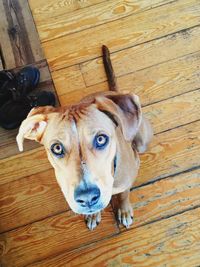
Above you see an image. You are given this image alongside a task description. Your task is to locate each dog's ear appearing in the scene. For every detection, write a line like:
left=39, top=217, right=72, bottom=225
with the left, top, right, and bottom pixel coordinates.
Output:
left=95, top=93, right=142, bottom=141
left=16, top=106, right=56, bottom=152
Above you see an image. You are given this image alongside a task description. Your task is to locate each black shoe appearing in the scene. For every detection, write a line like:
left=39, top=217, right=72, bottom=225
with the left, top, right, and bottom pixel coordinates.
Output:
left=0, top=91, right=55, bottom=130
left=0, top=66, right=40, bottom=106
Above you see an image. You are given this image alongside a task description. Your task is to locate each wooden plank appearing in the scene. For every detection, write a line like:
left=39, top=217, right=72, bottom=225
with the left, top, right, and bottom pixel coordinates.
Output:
left=0, top=60, right=59, bottom=160
left=144, top=89, right=200, bottom=134
left=0, top=147, right=51, bottom=186
left=113, top=168, right=200, bottom=230
left=42, top=0, right=200, bottom=70
left=29, top=0, right=106, bottom=23
left=0, top=0, right=44, bottom=69
left=0, top=149, right=199, bottom=238
left=0, top=169, right=68, bottom=233
left=137, top=120, right=200, bottom=186
left=30, top=0, right=173, bottom=43
left=81, top=25, right=200, bottom=87
left=1, top=95, right=199, bottom=185
left=0, top=0, right=16, bottom=68
left=51, top=65, right=86, bottom=97
left=59, top=50, right=200, bottom=107
left=0, top=206, right=118, bottom=267
left=27, top=208, right=200, bottom=267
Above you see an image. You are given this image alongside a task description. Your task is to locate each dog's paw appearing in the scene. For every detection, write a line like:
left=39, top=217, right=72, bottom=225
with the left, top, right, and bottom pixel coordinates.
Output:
left=85, top=212, right=101, bottom=230
left=117, top=205, right=133, bottom=228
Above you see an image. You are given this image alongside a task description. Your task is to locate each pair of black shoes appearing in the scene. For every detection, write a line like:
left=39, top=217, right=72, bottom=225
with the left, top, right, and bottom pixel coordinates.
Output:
left=0, top=66, right=55, bottom=130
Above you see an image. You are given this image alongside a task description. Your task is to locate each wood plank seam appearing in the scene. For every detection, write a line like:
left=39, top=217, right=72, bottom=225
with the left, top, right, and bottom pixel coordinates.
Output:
left=49, top=23, right=200, bottom=72
left=40, top=0, right=177, bottom=43
left=132, top=165, right=200, bottom=190
left=78, top=25, right=200, bottom=89
left=117, top=204, right=200, bottom=233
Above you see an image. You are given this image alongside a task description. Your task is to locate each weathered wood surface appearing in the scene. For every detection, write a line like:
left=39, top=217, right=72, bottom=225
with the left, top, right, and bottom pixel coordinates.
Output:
left=0, top=206, right=118, bottom=267
left=137, top=120, right=200, bottom=185
left=29, top=0, right=105, bottom=24
left=42, top=0, right=200, bottom=70
left=80, top=26, right=200, bottom=87
left=0, top=0, right=200, bottom=266
left=29, top=0, right=173, bottom=42
left=0, top=0, right=44, bottom=70
left=0, top=169, right=68, bottom=233
left=28, top=208, right=200, bottom=267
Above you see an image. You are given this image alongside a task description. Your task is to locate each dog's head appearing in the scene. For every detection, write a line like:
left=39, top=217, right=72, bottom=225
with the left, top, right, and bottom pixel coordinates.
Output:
left=16, top=93, right=142, bottom=215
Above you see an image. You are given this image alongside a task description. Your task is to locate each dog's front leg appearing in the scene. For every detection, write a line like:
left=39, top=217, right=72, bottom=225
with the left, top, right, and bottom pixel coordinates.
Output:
left=85, top=212, right=101, bottom=230
left=115, top=189, right=133, bottom=228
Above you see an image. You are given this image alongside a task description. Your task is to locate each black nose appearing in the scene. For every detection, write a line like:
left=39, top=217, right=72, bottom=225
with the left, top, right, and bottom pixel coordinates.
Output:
left=74, top=186, right=100, bottom=208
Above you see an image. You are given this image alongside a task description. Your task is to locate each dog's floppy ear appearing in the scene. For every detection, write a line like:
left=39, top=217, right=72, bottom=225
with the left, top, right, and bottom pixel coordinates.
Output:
left=95, top=93, right=142, bottom=141
left=16, top=106, right=55, bottom=152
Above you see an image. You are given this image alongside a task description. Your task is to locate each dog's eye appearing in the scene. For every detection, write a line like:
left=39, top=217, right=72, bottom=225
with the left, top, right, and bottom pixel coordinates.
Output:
left=94, top=134, right=109, bottom=150
left=51, top=142, right=65, bottom=158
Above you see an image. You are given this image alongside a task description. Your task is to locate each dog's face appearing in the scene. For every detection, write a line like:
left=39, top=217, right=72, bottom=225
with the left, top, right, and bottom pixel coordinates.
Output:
left=16, top=93, right=141, bottom=215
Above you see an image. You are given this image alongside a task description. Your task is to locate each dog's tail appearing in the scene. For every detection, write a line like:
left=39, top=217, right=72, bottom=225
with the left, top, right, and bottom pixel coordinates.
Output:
left=102, top=45, right=118, bottom=91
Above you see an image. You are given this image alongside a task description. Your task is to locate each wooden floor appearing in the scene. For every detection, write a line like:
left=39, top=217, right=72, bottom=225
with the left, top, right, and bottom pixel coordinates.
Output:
left=1, top=0, right=200, bottom=266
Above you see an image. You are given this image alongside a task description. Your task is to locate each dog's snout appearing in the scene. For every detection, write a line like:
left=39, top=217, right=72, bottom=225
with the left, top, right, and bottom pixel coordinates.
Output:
left=74, top=186, right=100, bottom=208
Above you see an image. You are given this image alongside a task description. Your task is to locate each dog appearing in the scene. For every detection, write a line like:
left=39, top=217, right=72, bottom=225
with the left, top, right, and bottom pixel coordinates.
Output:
left=16, top=46, right=153, bottom=230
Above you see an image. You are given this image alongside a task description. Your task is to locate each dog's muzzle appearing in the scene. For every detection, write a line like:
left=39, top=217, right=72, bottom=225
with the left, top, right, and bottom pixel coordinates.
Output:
left=74, top=184, right=103, bottom=214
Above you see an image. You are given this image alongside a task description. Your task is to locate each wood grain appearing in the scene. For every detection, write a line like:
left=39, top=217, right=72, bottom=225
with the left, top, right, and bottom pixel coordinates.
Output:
left=137, top=120, right=200, bottom=185
left=81, top=26, right=200, bottom=87
left=0, top=169, right=68, bottom=233
left=29, top=0, right=105, bottom=23
left=27, top=208, right=200, bottom=267
left=143, top=89, right=200, bottom=134
left=59, top=49, right=200, bottom=107
left=0, top=206, right=118, bottom=267
left=51, top=65, right=86, bottom=97
left=0, top=147, right=51, bottom=185
left=42, top=0, right=200, bottom=70
left=0, top=0, right=44, bottom=69
left=30, top=0, right=173, bottom=42
left=113, top=168, right=200, bottom=230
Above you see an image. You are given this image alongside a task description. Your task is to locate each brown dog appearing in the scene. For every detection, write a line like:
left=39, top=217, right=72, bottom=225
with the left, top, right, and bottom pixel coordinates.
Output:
left=16, top=46, right=153, bottom=230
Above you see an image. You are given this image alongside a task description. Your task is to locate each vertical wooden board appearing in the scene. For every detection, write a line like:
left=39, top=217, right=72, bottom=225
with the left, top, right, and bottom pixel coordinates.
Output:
left=30, top=0, right=174, bottom=42
left=0, top=0, right=16, bottom=68
left=0, top=0, right=44, bottom=69
left=42, top=0, right=200, bottom=70
left=28, top=208, right=200, bottom=267
left=81, top=26, right=200, bottom=87
left=0, top=206, right=119, bottom=267
left=20, top=0, right=44, bottom=62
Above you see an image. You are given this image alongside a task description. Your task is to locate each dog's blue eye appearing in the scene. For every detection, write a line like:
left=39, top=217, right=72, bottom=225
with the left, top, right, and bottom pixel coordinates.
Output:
left=51, top=142, right=65, bottom=158
left=93, top=134, right=109, bottom=150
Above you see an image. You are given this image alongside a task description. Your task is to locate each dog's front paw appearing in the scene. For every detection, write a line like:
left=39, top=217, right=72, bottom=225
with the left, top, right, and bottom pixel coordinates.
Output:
left=85, top=212, right=101, bottom=230
left=117, top=204, right=133, bottom=228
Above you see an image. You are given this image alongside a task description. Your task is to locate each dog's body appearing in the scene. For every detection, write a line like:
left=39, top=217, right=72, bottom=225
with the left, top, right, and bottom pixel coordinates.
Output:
left=17, top=46, right=153, bottom=229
